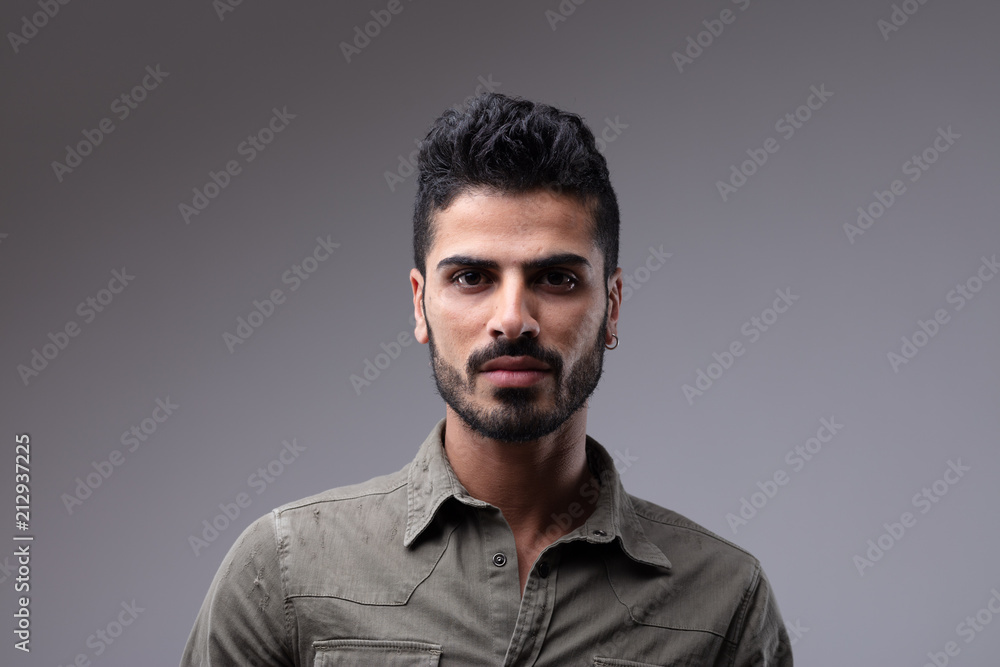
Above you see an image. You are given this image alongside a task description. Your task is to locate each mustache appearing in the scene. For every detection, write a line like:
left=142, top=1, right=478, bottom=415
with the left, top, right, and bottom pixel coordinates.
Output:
left=466, top=338, right=563, bottom=377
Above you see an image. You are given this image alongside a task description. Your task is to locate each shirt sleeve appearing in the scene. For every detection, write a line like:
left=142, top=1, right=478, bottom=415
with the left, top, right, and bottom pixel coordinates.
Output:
left=729, top=564, right=793, bottom=666
left=180, top=511, right=295, bottom=667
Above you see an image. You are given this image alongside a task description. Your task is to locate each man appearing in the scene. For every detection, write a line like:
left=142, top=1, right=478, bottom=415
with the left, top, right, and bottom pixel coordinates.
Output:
left=181, top=92, right=792, bottom=666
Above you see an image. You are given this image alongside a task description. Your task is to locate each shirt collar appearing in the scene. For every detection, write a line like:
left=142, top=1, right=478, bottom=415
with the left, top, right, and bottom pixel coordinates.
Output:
left=403, top=418, right=671, bottom=571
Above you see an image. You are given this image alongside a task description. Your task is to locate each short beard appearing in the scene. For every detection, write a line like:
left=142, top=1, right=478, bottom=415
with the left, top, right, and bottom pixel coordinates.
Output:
left=425, top=295, right=608, bottom=443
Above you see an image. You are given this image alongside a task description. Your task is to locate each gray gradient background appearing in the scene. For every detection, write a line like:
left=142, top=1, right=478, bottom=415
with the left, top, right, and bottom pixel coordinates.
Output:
left=2, top=0, right=998, bottom=664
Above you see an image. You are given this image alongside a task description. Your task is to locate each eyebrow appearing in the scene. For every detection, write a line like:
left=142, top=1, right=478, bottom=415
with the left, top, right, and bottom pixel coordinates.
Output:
left=436, top=252, right=593, bottom=273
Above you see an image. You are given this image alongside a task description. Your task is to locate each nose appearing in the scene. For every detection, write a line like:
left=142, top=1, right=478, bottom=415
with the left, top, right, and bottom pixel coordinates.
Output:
left=488, top=275, right=540, bottom=341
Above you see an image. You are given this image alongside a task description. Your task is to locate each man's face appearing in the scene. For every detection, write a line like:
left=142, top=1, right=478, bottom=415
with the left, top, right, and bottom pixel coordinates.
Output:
left=410, top=188, right=622, bottom=443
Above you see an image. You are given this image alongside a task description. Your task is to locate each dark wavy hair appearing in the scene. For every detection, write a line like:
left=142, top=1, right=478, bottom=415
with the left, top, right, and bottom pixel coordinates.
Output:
left=412, top=92, right=620, bottom=284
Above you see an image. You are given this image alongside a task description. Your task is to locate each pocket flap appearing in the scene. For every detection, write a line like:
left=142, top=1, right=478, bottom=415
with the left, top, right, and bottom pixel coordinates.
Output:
left=313, top=638, right=442, bottom=666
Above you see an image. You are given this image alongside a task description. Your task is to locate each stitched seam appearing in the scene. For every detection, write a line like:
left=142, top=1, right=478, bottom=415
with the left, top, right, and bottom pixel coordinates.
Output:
left=283, top=521, right=460, bottom=605
left=632, top=504, right=758, bottom=561
left=277, top=480, right=408, bottom=514
left=727, top=562, right=762, bottom=667
left=271, top=509, right=296, bottom=663
left=603, top=552, right=728, bottom=640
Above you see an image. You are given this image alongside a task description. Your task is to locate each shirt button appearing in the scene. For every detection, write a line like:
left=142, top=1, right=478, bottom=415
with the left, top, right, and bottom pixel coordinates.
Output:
left=538, top=562, right=550, bottom=578
left=492, top=552, right=507, bottom=567
left=593, top=529, right=607, bottom=537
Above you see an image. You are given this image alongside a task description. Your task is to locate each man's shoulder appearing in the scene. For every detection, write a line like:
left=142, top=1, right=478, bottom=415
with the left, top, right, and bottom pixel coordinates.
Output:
left=226, top=464, right=411, bottom=556
left=272, top=463, right=410, bottom=517
left=253, top=460, right=448, bottom=604
left=626, top=492, right=762, bottom=576
left=623, top=493, right=791, bottom=661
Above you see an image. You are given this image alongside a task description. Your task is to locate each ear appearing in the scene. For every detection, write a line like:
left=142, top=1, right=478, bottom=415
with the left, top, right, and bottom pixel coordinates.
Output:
left=605, top=266, right=622, bottom=346
left=410, top=268, right=429, bottom=344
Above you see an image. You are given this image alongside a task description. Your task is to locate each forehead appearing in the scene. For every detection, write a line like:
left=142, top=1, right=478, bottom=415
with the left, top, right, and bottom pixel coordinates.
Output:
left=428, top=188, right=598, bottom=262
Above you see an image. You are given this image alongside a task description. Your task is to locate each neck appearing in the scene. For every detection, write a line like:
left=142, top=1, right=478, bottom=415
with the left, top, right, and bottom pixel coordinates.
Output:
left=442, top=406, right=597, bottom=549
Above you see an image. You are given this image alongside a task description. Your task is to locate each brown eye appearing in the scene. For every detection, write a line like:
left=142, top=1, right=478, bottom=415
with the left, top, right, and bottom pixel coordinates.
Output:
left=541, top=272, right=578, bottom=290
left=454, top=271, right=487, bottom=287
left=546, top=272, right=567, bottom=285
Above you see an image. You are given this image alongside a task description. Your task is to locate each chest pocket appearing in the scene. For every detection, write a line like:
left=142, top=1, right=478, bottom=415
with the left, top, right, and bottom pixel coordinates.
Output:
left=313, top=639, right=442, bottom=666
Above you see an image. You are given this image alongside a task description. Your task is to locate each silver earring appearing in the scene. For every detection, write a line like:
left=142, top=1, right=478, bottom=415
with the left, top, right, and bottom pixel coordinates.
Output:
left=605, top=333, right=619, bottom=350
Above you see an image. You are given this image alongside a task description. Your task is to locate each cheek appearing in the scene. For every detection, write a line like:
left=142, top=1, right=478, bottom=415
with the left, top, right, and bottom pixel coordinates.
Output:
left=551, top=312, right=602, bottom=360
left=430, top=310, right=486, bottom=357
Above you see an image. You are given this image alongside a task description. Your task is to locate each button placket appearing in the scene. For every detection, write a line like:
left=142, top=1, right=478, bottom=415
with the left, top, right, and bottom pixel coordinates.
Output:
left=502, top=550, right=560, bottom=667
left=476, top=507, right=523, bottom=664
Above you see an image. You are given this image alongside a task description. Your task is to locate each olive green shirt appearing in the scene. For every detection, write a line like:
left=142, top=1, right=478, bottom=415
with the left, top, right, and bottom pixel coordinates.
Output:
left=181, top=418, right=792, bottom=666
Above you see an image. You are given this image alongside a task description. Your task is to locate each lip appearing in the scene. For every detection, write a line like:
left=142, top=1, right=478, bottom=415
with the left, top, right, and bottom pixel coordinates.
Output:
left=480, top=369, right=551, bottom=387
left=480, top=356, right=551, bottom=372
left=479, top=356, right=551, bottom=387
